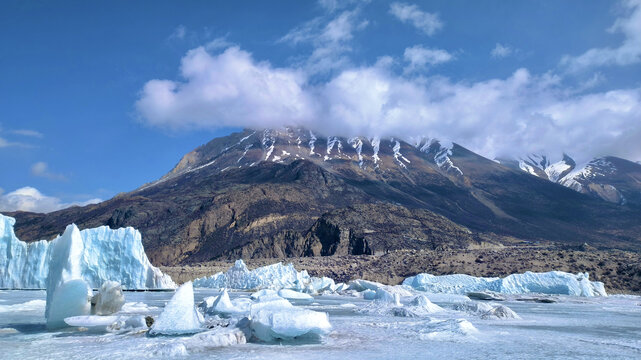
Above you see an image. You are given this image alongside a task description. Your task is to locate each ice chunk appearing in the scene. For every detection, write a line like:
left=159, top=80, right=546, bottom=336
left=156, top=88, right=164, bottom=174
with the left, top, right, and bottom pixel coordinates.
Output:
left=45, top=224, right=92, bottom=329
left=481, top=304, right=521, bottom=320
left=467, top=291, right=505, bottom=301
left=194, top=260, right=310, bottom=291
left=64, top=314, right=147, bottom=333
left=149, top=282, right=203, bottom=336
left=184, top=327, right=247, bottom=349
left=419, top=319, right=479, bottom=340
left=409, top=295, right=444, bottom=314
left=64, top=315, right=121, bottom=329
left=403, top=271, right=607, bottom=297
left=362, top=289, right=377, bottom=300
left=452, top=301, right=519, bottom=319
left=91, top=281, right=125, bottom=315
left=250, top=307, right=331, bottom=341
left=375, top=288, right=402, bottom=306
left=347, top=279, right=414, bottom=298
left=193, top=259, right=334, bottom=294
left=46, top=279, right=92, bottom=329
left=198, top=290, right=242, bottom=317
left=249, top=295, right=293, bottom=313
left=251, top=289, right=277, bottom=299
left=0, top=214, right=175, bottom=290
left=278, top=289, right=313, bottom=301
left=452, top=301, right=494, bottom=315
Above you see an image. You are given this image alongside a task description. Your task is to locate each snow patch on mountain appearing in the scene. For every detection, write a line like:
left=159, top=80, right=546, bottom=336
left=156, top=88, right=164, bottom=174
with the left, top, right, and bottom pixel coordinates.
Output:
left=309, top=130, right=317, bottom=155
left=433, top=141, right=463, bottom=176
left=348, top=137, right=364, bottom=167
left=391, top=139, right=410, bottom=169
left=370, top=137, right=381, bottom=165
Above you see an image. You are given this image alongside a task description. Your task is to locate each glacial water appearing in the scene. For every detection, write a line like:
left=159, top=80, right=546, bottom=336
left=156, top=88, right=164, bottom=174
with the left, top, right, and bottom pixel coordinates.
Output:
left=0, top=289, right=640, bottom=359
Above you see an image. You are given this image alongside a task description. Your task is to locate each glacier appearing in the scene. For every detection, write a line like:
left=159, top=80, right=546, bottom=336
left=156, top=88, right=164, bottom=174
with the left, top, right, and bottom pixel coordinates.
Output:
left=193, top=259, right=335, bottom=293
left=0, top=213, right=175, bottom=289
left=403, top=271, right=607, bottom=297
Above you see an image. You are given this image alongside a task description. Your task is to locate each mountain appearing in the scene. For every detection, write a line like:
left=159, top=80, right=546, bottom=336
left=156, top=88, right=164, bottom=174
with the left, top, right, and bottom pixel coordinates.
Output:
left=498, top=154, right=641, bottom=205
left=7, top=128, right=641, bottom=265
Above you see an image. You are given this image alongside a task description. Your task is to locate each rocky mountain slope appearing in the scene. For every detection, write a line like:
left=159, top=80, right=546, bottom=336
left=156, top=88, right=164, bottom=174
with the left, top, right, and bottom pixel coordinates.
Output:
left=8, top=128, right=641, bottom=265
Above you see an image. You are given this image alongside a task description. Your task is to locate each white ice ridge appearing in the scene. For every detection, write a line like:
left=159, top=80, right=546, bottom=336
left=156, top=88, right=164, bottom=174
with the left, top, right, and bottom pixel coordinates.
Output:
left=193, top=259, right=336, bottom=294
left=0, top=213, right=176, bottom=289
left=403, top=271, right=607, bottom=297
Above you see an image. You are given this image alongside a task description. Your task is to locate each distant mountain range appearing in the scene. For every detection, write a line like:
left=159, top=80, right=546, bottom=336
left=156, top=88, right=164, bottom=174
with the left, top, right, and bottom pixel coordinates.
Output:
left=497, top=154, right=641, bottom=205
left=8, top=128, right=641, bottom=265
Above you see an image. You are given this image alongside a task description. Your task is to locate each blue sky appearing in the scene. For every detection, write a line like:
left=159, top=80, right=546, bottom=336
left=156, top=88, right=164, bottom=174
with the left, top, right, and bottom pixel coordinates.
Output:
left=1, top=0, right=640, bottom=212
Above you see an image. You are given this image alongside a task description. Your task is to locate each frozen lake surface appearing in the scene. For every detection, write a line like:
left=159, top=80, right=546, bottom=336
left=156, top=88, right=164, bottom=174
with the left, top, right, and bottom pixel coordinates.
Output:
left=1, top=289, right=640, bottom=359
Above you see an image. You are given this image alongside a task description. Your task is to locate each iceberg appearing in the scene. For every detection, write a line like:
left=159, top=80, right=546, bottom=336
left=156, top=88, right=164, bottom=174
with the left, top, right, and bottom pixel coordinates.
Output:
left=193, top=259, right=335, bottom=293
left=403, top=271, right=607, bottom=297
left=149, top=281, right=203, bottom=336
left=0, top=214, right=175, bottom=289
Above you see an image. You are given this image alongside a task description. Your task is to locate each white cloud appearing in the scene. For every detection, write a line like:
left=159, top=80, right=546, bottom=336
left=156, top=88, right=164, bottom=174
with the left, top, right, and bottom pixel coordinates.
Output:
left=280, top=9, right=368, bottom=74
left=205, top=36, right=234, bottom=51
left=136, top=45, right=641, bottom=163
left=404, top=45, right=454, bottom=72
left=0, top=187, right=101, bottom=214
left=561, top=0, right=641, bottom=72
left=389, top=2, right=443, bottom=36
left=136, top=46, right=315, bottom=130
left=491, top=43, right=513, bottom=58
left=11, top=129, right=43, bottom=138
left=169, top=25, right=187, bottom=40
left=0, top=136, right=31, bottom=148
left=30, top=162, right=66, bottom=181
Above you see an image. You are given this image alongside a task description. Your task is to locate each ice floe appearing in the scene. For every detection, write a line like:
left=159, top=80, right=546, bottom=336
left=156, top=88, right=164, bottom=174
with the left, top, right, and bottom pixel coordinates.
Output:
left=403, top=271, right=606, bottom=297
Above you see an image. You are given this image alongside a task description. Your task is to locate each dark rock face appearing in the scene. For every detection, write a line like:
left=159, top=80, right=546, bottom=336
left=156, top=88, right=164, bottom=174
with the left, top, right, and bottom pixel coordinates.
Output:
left=7, top=128, right=641, bottom=265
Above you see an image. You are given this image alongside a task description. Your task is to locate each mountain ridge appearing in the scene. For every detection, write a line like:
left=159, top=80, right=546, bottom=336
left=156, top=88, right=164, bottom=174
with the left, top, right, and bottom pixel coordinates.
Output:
left=6, top=127, right=641, bottom=266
